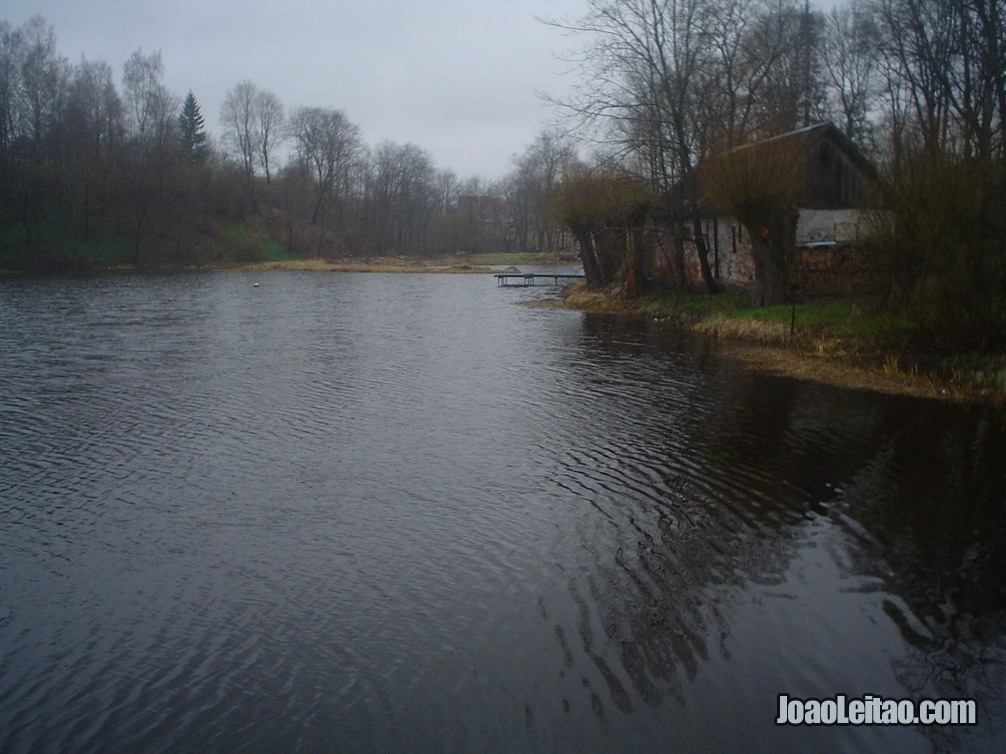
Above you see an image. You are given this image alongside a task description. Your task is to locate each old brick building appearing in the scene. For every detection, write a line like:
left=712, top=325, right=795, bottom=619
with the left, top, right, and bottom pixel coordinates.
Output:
left=654, top=122, right=882, bottom=295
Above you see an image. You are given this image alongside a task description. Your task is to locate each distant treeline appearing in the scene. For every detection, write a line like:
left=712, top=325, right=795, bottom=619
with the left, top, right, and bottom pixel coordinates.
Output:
left=0, top=16, right=577, bottom=270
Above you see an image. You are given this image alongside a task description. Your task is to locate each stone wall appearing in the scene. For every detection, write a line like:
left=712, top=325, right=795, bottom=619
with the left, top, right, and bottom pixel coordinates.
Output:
left=653, top=209, right=883, bottom=295
left=791, top=242, right=884, bottom=297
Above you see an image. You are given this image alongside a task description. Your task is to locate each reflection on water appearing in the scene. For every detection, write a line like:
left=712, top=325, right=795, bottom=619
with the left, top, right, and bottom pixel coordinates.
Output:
left=0, top=272, right=1003, bottom=753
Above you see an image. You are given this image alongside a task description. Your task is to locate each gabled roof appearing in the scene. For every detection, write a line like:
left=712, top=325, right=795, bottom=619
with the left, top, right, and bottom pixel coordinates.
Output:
left=653, top=122, right=878, bottom=217
left=729, top=121, right=877, bottom=181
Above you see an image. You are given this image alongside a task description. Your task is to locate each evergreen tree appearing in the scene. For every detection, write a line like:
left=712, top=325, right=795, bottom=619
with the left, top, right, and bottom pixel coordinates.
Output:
left=178, top=90, right=207, bottom=164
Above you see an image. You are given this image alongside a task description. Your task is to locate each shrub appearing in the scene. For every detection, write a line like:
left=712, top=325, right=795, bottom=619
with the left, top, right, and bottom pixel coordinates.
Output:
left=875, top=152, right=1006, bottom=351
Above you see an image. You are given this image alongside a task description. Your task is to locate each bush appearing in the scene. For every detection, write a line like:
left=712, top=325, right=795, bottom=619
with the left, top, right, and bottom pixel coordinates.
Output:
left=876, top=152, right=1006, bottom=351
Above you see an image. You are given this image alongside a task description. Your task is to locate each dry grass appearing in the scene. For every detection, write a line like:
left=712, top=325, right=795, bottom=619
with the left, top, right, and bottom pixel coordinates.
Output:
left=716, top=340, right=957, bottom=399
left=561, top=287, right=641, bottom=315
left=235, top=258, right=494, bottom=274
left=690, top=315, right=790, bottom=345
left=555, top=286, right=1004, bottom=405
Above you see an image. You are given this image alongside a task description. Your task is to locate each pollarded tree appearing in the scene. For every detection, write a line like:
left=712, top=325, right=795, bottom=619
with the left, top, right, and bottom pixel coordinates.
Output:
left=551, top=164, right=652, bottom=292
left=701, top=135, right=804, bottom=305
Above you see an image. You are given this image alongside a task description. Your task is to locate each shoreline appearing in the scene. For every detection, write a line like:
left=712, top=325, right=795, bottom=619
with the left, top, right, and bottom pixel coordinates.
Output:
left=549, top=288, right=1006, bottom=407
left=0, top=252, right=579, bottom=277
left=0, top=259, right=497, bottom=276
left=8, top=259, right=1001, bottom=406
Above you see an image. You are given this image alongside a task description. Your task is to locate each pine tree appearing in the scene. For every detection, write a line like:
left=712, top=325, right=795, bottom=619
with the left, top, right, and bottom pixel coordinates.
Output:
left=178, top=90, right=207, bottom=165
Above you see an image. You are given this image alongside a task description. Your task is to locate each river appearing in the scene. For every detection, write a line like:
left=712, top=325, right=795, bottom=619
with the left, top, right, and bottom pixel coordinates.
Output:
left=1, top=271, right=1003, bottom=753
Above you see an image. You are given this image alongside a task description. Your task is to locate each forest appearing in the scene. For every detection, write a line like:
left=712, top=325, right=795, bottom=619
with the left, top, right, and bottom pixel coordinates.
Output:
left=1, top=0, right=1004, bottom=348
left=0, top=15, right=577, bottom=271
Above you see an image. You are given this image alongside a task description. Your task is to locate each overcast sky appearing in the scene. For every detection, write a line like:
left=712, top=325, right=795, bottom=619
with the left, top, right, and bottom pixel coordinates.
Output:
left=6, top=0, right=843, bottom=181
left=5, top=0, right=597, bottom=180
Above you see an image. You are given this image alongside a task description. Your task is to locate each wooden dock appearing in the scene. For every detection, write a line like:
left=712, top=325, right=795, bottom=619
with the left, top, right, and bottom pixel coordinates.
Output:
left=494, top=272, right=584, bottom=287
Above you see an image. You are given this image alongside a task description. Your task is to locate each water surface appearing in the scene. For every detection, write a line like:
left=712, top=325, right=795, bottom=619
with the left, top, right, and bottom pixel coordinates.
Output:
left=1, top=271, right=1003, bottom=753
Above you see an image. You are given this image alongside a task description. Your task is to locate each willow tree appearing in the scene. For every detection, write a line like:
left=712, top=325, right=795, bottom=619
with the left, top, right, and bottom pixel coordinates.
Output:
left=701, top=136, right=803, bottom=305
left=551, top=165, right=651, bottom=293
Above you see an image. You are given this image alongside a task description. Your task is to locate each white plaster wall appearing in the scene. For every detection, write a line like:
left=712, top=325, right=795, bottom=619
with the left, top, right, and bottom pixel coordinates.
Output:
left=796, top=209, right=870, bottom=243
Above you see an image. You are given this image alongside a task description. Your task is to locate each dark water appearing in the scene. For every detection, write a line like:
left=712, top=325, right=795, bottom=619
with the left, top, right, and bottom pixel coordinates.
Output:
left=1, top=271, right=1003, bottom=753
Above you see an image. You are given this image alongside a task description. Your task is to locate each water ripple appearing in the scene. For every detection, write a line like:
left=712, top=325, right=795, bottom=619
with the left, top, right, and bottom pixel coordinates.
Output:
left=0, top=273, right=1002, bottom=753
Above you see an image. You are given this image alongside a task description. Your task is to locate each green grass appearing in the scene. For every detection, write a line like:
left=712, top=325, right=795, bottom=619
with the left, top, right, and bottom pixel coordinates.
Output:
left=258, top=239, right=297, bottom=262
left=562, top=285, right=1006, bottom=403
left=636, top=292, right=904, bottom=341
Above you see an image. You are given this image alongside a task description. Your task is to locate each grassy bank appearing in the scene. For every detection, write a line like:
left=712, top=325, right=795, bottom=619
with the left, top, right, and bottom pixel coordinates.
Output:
left=561, top=286, right=1006, bottom=404
left=235, top=251, right=575, bottom=272
left=1, top=251, right=566, bottom=276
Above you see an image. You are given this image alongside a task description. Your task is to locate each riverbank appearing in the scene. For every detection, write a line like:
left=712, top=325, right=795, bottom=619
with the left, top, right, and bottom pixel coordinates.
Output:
left=557, top=286, right=1006, bottom=405
left=236, top=251, right=578, bottom=273
left=0, top=252, right=578, bottom=276
left=234, top=257, right=492, bottom=274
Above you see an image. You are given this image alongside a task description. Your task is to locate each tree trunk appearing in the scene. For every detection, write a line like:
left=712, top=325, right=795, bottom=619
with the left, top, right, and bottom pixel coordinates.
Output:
left=670, top=230, right=687, bottom=290
left=624, top=228, right=642, bottom=298
left=691, top=214, right=718, bottom=293
left=575, top=229, right=603, bottom=287
left=743, top=206, right=798, bottom=306
left=749, top=238, right=789, bottom=305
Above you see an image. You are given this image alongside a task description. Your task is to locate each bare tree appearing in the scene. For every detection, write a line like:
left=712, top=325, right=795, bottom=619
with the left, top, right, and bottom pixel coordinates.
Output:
left=0, top=21, right=25, bottom=167
left=254, top=89, right=284, bottom=184
left=864, top=0, right=1006, bottom=160
left=547, top=0, right=731, bottom=292
left=745, top=1, right=826, bottom=133
left=123, top=49, right=175, bottom=143
left=364, top=141, right=441, bottom=254
left=821, top=1, right=879, bottom=148
left=506, top=130, right=578, bottom=253
left=289, top=106, right=364, bottom=253
left=221, top=81, right=286, bottom=197
left=220, top=80, right=258, bottom=192
left=942, top=0, right=1005, bottom=159
left=55, top=58, right=123, bottom=254
left=121, top=48, right=178, bottom=263
left=18, top=15, right=67, bottom=162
